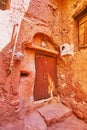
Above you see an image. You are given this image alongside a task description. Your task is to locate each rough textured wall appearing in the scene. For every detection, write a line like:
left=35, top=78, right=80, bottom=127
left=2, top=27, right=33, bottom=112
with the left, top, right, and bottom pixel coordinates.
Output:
left=17, top=0, right=62, bottom=108
left=18, top=0, right=62, bottom=49
left=19, top=49, right=35, bottom=109
left=0, top=0, right=62, bottom=123
left=0, top=0, right=30, bottom=123
left=58, top=0, right=87, bottom=123
left=73, top=50, right=87, bottom=95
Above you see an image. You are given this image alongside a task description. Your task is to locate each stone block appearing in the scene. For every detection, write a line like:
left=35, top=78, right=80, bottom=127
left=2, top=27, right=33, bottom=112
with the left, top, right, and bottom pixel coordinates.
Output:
left=37, top=103, right=72, bottom=126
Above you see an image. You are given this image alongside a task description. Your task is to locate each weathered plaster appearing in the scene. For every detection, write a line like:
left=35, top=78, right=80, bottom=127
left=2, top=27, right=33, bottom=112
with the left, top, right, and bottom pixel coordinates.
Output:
left=19, top=49, right=35, bottom=108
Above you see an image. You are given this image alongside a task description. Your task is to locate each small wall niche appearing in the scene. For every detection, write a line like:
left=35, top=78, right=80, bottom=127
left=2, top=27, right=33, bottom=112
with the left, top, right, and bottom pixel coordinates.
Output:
left=20, top=71, right=29, bottom=77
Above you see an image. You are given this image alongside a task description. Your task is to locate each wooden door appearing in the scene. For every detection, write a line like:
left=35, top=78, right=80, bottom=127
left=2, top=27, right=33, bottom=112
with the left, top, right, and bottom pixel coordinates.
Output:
left=34, top=53, right=57, bottom=101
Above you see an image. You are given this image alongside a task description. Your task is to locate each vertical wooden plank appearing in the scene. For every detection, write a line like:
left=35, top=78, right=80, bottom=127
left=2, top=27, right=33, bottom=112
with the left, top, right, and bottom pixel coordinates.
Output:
left=79, top=15, right=87, bottom=47
left=79, top=23, right=85, bottom=46
left=84, top=21, right=87, bottom=45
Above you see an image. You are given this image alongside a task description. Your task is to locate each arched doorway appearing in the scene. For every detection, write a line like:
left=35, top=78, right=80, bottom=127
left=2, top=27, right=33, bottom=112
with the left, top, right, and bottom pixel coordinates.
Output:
left=32, top=33, right=58, bottom=101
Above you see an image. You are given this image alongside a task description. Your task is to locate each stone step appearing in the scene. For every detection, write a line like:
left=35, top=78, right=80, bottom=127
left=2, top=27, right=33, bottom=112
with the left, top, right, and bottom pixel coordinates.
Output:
left=24, top=111, right=47, bottom=130
left=37, top=103, right=72, bottom=126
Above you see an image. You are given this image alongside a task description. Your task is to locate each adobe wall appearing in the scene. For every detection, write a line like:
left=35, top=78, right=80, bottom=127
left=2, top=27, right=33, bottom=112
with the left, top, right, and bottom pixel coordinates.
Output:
left=58, top=0, right=87, bottom=122
left=18, top=0, right=62, bottom=47
left=0, top=0, right=62, bottom=123
left=16, top=0, right=62, bottom=109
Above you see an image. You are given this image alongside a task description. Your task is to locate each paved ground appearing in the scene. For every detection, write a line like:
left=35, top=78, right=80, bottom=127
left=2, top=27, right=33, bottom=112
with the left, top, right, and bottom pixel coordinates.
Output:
left=48, top=114, right=87, bottom=130
left=0, top=102, right=87, bottom=130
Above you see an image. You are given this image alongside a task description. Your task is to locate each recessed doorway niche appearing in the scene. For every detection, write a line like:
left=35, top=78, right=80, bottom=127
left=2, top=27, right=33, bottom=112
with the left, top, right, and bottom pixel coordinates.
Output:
left=32, top=33, right=58, bottom=101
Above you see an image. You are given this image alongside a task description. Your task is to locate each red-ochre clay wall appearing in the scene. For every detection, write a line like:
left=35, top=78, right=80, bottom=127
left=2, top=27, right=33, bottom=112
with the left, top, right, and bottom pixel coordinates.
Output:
left=57, top=0, right=87, bottom=122
left=18, top=0, right=62, bottom=47
left=17, top=0, right=62, bottom=108
left=0, top=0, right=62, bottom=123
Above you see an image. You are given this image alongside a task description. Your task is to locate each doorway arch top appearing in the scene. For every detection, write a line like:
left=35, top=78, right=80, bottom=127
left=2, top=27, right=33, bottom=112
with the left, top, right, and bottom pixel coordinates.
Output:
left=27, top=32, right=59, bottom=55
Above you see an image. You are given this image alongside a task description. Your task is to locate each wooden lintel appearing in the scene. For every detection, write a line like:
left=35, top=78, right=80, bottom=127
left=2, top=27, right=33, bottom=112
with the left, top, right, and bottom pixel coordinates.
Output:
left=73, top=6, right=87, bottom=19
left=27, top=44, right=59, bottom=55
